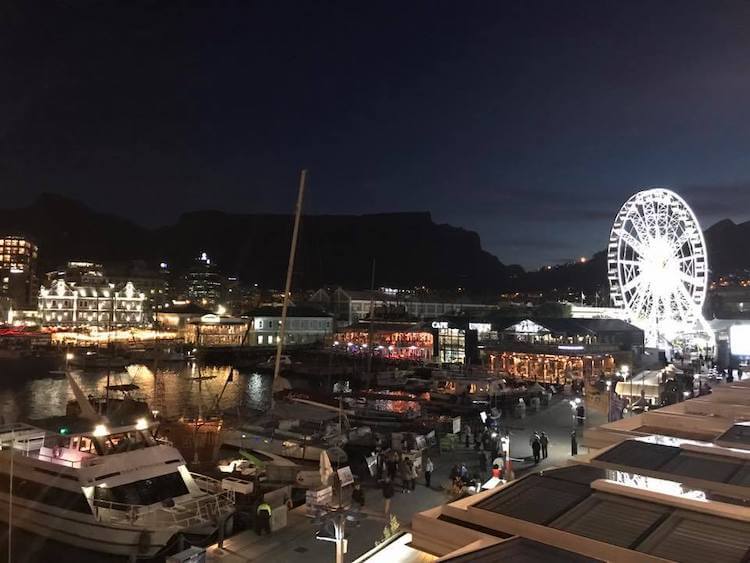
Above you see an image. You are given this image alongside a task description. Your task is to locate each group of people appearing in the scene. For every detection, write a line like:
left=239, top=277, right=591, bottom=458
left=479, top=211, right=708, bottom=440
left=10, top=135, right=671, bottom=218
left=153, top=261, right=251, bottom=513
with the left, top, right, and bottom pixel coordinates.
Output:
left=529, top=431, right=549, bottom=464
left=379, top=452, right=435, bottom=517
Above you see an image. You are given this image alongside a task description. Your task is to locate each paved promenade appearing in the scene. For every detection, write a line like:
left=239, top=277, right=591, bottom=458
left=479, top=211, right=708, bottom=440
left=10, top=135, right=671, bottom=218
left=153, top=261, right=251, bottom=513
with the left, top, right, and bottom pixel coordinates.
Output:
left=207, top=395, right=606, bottom=562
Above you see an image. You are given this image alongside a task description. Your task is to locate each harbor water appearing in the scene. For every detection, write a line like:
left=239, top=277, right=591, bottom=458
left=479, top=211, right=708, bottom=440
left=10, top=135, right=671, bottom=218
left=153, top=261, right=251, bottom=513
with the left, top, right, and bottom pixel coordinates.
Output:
left=0, top=359, right=283, bottom=423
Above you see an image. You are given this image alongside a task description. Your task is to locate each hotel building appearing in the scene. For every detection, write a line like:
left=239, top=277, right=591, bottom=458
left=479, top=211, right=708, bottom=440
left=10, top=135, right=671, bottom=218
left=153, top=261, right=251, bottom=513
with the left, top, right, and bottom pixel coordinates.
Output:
left=0, top=235, right=38, bottom=307
left=38, top=279, right=147, bottom=328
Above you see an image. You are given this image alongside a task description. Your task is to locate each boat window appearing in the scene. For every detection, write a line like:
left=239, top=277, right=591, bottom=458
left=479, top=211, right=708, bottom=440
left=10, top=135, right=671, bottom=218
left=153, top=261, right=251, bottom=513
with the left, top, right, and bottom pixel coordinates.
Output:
left=95, top=472, right=189, bottom=507
left=0, top=473, right=91, bottom=513
left=78, top=436, right=93, bottom=453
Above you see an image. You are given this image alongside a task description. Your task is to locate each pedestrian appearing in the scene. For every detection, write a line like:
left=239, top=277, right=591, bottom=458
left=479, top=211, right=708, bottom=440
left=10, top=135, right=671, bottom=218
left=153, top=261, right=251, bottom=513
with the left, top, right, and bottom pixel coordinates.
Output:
left=401, top=458, right=410, bottom=493
left=571, top=430, right=578, bottom=456
left=531, top=436, right=541, bottom=464
left=464, top=430, right=470, bottom=448
left=540, top=432, right=549, bottom=459
left=255, top=501, right=272, bottom=536
left=352, top=481, right=365, bottom=508
left=460, top=463, right=469, bottom=483
left=382, top=477, right=394, bottom=517
left=424, top=457, right=434, bottom=488
left=478, top=449, right=488, bottom=473
left=408, top=458, right=418, bottom=491
left=387, top=452, right=397, bottom=480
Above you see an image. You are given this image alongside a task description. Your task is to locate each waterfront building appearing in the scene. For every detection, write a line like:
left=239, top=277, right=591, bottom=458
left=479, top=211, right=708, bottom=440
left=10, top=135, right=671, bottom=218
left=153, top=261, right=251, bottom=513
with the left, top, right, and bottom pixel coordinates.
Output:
left=484, top=318, right=644, bottom=384
left=38, top=279, right=147, bottom=328
left=245, top=305, right=333, bottom=346
left=0, top=235, right=38, bottom=308
left=310, top=287, right=498, bottom=324
left=358, top=379, right=750, bottom=563
left=185, top=252, right=223, bottom=306
left=155, top=301, right=210, bottom=330
left=185, top=313, right=249, bottom=347
left=333, top=321, right=434, bottom=360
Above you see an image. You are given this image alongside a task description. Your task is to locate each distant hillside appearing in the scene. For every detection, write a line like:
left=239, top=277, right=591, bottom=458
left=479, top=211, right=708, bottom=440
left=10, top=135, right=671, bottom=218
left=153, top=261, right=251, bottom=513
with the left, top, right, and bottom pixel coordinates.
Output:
left=703, top=218, right=750, bottom=274
left=0, top=194, right=743, bottom=293
left=0, top=194, right=516, bottom=290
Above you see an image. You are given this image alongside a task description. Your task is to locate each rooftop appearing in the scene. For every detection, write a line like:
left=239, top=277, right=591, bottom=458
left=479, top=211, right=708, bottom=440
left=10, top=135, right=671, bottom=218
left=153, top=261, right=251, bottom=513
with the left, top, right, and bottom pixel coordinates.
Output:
left=243, top=305, right=331, bottom=318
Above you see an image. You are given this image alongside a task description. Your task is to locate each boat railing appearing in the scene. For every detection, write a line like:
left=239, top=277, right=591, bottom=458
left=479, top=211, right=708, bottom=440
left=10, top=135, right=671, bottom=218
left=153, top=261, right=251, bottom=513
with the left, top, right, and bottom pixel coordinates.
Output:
left=91, top=474, right=234, bottom=528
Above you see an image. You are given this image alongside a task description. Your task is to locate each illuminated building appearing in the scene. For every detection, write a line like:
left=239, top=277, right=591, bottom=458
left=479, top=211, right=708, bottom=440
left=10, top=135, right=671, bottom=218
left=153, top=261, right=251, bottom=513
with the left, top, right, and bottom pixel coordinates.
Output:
left=485, top=318, right=643, bottom=384
left=334, top=321, right=433, bottom=360
left=246, top=305, right=332, bottom=345
left=310, top=287, right=498, bottom=324
left=38, top=279, right=147, bottom=328
left=155, top=301, right=210, bottom=330
left=185, top=252, right=223, bottom=306
left=185, top=314, right=249, bottom=347
left=0, top=235, right=38, bottom=307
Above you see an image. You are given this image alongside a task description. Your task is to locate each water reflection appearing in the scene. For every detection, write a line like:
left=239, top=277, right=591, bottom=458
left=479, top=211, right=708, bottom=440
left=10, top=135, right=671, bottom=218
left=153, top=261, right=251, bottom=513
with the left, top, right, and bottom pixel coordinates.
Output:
left=0, top=363, right=274, bottom=423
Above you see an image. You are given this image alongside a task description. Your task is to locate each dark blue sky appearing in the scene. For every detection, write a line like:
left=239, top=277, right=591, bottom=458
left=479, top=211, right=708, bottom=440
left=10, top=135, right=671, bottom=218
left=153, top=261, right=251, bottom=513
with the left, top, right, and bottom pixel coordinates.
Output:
left=2, top=1, right=750, bottom=268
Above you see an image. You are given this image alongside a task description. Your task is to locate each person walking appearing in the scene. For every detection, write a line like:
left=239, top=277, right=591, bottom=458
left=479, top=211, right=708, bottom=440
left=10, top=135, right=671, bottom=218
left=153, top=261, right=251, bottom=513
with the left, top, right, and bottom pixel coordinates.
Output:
left=255, top=501, right=272, bottom=536
left=531, top=435, right=541, bottom=464
left=407, top=458, right=418, bottom=491
left=571, top=430, right=578, bottom=456
left=382, top=477, right=394, bottom=517
left=424, top=457, right=434, bottom=488
left=540, top=432, right=549, bottom=459
left=400, top=458, right=410, bottom=493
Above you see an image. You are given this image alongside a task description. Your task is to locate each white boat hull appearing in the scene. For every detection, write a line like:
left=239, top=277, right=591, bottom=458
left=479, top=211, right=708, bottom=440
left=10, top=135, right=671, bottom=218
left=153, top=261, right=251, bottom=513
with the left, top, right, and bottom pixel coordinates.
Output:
left=0, top=492, right=177, bottom=558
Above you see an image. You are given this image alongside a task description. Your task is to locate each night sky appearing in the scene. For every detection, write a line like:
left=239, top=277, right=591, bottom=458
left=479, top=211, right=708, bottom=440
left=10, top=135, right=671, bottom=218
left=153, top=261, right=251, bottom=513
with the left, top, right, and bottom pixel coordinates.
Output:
left=2, top=1, right=750, bottom=268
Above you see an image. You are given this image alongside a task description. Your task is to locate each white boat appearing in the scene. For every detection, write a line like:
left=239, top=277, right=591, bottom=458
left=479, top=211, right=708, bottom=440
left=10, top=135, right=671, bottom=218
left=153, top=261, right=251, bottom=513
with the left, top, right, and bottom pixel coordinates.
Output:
left=0, top=386, right=234, bottom=559
left=429, top=376, right=506, bottom=403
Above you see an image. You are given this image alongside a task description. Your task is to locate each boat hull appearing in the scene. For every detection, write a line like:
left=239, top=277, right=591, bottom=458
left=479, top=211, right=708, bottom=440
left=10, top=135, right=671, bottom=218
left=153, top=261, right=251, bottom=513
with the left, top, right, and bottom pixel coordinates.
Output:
left=0, top=492, right=177, bottom=558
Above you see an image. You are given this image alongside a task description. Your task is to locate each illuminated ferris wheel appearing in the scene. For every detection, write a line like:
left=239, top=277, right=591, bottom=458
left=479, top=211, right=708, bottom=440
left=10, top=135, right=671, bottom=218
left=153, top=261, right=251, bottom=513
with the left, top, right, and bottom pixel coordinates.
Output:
left=607, top=188, right=712, bottom=348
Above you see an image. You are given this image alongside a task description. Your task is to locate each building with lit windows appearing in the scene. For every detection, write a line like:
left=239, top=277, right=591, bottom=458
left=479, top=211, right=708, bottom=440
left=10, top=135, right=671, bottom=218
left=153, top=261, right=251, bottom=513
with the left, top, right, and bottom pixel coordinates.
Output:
left=246, top=306, right=333, bottom=346
left=485, top=318, right=643, bottom=384
left=0, top=235, right=38, bottom=307
left=310, top=287, right=498, bottom=324
left=185, top=314, right=249, bottom=347
left=333, top=321, right=434, bottom=360
left=185, top=252, right=223, bottom=306
left=38, top=279, right=147, bottom=328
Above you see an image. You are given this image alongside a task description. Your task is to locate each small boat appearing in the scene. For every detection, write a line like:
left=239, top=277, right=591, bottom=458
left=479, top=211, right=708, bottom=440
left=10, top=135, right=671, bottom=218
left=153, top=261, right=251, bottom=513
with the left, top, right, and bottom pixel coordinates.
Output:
left=68, top=351, right=128, bottom=369
left=429, top=376, right=507, bottom=404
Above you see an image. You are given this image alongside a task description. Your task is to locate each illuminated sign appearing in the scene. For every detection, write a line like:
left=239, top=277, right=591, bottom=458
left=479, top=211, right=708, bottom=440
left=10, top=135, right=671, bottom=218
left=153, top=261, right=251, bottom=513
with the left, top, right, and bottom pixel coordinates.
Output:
left=509, top=319, right=546, bottom=334
left=432, top=321, right=448, bottom=329
left=558, top=345, right=585, bottom=351
left=469, top=322, right=491, bottom=333
left=730, top=324, right=750, bottom=356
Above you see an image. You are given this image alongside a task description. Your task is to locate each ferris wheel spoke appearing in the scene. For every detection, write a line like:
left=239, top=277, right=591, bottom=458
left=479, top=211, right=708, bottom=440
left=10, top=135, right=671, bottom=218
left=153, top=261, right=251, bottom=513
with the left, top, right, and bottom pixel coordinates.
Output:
left=617, top=229, right=647, bottom=257
left=677, top=270, right=699, bottom=288
left=621, top=273, right=645, bottom=294
left=628, top=209, right=652, bottom=245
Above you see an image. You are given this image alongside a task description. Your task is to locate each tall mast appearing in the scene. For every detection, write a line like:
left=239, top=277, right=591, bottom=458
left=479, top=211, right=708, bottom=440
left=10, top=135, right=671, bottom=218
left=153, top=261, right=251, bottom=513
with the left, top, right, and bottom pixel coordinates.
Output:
left=273, top=170, right=307, bottom=386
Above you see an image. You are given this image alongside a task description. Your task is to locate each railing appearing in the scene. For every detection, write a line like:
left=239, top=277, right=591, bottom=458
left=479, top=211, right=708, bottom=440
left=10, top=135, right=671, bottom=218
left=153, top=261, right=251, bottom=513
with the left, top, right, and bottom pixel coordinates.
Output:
left=91, top=473, right=234, bottom=529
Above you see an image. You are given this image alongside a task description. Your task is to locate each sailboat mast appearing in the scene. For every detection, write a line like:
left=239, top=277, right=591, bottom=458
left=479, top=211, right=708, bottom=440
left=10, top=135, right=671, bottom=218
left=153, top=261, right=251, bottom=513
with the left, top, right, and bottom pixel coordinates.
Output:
left=273, top=169, right=307, bottom=384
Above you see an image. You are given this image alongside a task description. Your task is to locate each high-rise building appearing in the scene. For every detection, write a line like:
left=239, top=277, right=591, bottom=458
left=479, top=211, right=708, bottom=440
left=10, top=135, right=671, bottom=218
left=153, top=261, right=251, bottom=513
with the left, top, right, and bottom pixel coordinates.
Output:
left=185, top=252, right=223, bottom=307
left=0, top=235, right=38, bottom=307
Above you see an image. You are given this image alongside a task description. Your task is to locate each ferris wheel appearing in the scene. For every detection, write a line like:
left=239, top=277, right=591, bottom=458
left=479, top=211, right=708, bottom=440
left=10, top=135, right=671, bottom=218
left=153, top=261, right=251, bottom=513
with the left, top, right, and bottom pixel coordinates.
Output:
left=607, top=188, right=711, bottom=348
